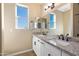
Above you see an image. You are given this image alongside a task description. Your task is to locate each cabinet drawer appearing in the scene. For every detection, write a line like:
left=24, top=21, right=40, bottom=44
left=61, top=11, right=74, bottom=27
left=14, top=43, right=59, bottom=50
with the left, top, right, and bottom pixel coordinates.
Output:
left=62, top=51, right=71, bottom=56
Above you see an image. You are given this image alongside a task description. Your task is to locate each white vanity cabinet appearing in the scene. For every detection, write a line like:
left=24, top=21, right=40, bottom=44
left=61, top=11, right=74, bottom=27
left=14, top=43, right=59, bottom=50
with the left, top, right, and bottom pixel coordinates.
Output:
left=32, top=35, right=61, bottom=56
left=32, top=35, right=71, bottom=56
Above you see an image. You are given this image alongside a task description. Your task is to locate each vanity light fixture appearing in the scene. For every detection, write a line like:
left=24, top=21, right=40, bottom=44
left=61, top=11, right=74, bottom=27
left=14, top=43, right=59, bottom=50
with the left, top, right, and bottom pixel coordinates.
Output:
left=48, top=6, right=50, bottom=8
left=44, top=8, right=47, bottom=11
left=51, top=3, right=55, bottom=9
left=44, top=3, right=55, bottom=11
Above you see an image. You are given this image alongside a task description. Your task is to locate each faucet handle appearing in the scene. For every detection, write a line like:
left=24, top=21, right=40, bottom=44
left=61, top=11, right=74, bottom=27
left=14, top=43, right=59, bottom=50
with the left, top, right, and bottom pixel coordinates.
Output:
left=66, top=34, right=69, bottom=37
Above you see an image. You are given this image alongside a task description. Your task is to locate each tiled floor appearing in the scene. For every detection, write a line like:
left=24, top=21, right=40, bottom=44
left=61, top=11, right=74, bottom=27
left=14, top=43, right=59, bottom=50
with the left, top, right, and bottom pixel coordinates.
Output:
left=16, top=50, right=36, bottom=56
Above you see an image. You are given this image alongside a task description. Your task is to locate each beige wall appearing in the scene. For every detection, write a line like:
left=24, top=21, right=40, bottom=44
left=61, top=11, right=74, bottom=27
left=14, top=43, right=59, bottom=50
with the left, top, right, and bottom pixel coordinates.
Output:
left=54, top=11, right=64, bottom=34
left=2, top=3, right=42, bottom=55
left=24, top=3, right=42, bottom=21
left=63, top=10, right=73, bottom=36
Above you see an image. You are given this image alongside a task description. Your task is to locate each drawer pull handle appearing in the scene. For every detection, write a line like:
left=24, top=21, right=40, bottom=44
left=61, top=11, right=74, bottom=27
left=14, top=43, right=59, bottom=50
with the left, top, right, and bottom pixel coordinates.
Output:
left=40, top=42, right=44, bottom=44
left=34, top=41, right=36, bottom=45
left=48, top=54, right=51, bottom=56
left=38, top=40, right=39, bottom=42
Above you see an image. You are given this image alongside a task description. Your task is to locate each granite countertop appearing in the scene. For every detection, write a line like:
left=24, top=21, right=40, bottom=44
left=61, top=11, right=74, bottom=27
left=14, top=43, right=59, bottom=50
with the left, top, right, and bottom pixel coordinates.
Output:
left=34, top=34, right=79, bottom=56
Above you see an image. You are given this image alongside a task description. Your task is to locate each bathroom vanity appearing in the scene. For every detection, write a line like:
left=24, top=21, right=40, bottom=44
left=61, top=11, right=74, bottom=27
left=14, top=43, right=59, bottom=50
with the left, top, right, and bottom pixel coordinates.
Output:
left=32, top=35, right=78, bottom=56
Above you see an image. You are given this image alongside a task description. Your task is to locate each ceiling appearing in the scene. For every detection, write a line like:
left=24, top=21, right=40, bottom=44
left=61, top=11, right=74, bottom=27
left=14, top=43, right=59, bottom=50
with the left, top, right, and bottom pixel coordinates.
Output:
left=23, top=3, right=71, bottom=12
left=57, top=3, right=71, bottom=12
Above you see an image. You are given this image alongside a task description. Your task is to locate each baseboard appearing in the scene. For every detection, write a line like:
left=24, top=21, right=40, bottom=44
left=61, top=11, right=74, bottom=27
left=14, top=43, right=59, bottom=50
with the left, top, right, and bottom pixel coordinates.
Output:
left=6, top=49, right=33, bottom=56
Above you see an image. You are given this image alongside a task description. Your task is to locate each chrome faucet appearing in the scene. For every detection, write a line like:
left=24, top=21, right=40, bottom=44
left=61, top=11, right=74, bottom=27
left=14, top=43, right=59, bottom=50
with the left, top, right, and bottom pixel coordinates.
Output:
left=65, top=34, right=69, bottom=41
left=58, top=34, right=70, bottom=41
left=58, top=34, right=64, bottom=40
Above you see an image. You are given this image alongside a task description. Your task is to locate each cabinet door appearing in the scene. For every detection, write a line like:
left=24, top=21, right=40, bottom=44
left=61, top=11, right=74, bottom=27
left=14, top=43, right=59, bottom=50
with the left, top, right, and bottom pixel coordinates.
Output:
left=33, top=36, right=45, bottom=56
left=45, top=43, right=61, bottom=56
left=51, top=47, right=61, bottom=56
left=39, top=40, right=48, bottom=56
left=36, top=38, right=41, bottom=56
left=45, top=47, right=54, bottom=56
left=62, top=51, right=71, bottom=56
left=39, top=40, right=61, bottom=56
left=32, top=36, right=37, bottom=55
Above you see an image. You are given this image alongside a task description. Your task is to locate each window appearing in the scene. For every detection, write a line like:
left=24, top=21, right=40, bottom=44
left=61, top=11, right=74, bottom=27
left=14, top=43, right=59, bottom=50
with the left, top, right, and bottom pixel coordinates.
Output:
left=16, top=4, right=29, bottom=29
left=49, top=13, right=56, bottom=29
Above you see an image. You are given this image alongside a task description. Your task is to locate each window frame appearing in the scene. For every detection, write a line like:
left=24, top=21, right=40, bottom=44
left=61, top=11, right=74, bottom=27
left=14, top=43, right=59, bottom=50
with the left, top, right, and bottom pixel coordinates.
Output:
left=49, top=13, right=56, bottom=29
left=15, top=4, right=29, bottom=29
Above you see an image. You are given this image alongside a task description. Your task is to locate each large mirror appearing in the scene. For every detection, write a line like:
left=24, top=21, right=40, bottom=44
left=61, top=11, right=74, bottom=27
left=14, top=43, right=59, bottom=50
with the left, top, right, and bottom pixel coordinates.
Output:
left=42, top=3, right=73, bottom=37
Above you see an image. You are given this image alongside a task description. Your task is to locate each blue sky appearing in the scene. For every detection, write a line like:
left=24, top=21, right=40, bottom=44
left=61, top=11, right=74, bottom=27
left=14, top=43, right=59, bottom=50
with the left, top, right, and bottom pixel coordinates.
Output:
left=17, top=6, right=28, bottom=28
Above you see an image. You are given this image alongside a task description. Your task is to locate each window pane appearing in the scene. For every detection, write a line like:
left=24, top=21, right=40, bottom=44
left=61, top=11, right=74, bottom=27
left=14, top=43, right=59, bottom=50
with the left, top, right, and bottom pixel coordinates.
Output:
left=49, top=14, right=54, bottom=28
left=50, top=22, right=54, bottom=28
left=17, top=6, right=28, bottom=17
left=16, top=5, right=29, bottom=29
left=17, top=17, right=28, bottom=28
left=49, top=14, right=54, bottom=22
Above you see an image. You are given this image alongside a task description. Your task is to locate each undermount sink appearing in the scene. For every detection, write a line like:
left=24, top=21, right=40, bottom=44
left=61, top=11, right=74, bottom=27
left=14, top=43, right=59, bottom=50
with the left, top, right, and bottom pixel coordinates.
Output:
left=48, top=39, right=70, bottom=46
left=48, top=40, right=57, bottom=45
left=38, top=35, right=45, bottom=38
left=56, top=40, right=70, bottom=46
left=46, top=35, right=57, bottom=40
left=38, top=35, right=44, bottom=37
